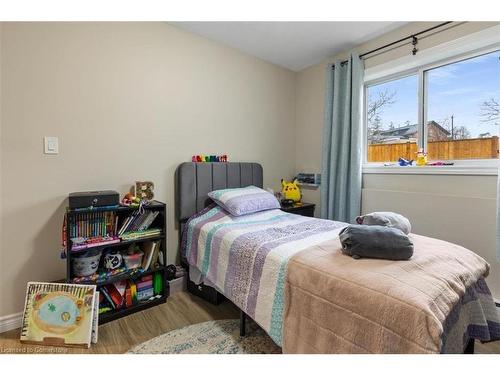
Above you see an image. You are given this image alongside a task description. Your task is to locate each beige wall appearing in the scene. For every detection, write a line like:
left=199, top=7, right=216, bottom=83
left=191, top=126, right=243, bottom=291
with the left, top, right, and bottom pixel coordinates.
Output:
left=0, top=22, right=296, bottom=317
left=295, top=21, right=500, bottom=300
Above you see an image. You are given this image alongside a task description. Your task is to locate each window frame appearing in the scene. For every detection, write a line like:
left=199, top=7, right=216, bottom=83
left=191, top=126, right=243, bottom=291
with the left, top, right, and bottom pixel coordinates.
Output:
left=362, top=42, right=500, bottom=175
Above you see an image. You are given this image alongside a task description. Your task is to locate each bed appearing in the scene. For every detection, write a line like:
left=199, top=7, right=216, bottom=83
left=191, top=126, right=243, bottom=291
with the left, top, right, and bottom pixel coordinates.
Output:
left=176, top=161, right=500, bottom=353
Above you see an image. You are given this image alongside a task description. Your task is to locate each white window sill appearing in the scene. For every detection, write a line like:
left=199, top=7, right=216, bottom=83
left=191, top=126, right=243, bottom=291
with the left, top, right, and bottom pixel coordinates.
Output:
left=363, top=164, right=498, bottom=176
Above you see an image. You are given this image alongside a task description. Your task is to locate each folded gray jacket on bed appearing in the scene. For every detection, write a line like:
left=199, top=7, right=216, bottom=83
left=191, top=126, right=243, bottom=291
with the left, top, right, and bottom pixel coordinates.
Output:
left=339, top=225, right=414, bottom=260
left=356, top=211, right=411, bottom=234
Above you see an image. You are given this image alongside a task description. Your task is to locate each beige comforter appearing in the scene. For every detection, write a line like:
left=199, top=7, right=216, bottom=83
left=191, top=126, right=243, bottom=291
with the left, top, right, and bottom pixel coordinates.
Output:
left=283, top=234, right=490, bottom=353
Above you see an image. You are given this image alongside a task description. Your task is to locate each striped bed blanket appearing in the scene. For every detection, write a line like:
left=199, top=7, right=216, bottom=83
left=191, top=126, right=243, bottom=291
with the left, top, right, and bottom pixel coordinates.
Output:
left=181, top=205, right=500, bottom=352
left=441, top=277, right=500, bottom=353
left=181, top=204, right=346, bottom=345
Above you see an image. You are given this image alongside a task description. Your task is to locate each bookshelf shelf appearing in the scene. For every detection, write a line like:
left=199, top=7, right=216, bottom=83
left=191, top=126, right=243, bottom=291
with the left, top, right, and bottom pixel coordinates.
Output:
left=99, top=295, right=168, bottom=325
left=74, top=266, right=167, bottom=287
left=70, top=234, right=166, bottom=253
left=65, top=200, right=168, bottom=325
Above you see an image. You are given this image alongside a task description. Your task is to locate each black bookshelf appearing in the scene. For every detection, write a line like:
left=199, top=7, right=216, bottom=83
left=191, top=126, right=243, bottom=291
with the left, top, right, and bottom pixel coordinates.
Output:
left=65, top=200, right=169, bottom=325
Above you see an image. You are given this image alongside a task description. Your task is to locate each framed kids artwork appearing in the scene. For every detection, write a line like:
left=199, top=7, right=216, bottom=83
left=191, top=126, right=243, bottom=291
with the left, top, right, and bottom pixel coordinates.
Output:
left=20, top=282, right=98, bottom=348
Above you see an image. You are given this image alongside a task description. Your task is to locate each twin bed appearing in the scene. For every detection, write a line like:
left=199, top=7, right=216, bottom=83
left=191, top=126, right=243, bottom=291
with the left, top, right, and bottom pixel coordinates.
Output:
left=176, top=161, right=500, bottom=354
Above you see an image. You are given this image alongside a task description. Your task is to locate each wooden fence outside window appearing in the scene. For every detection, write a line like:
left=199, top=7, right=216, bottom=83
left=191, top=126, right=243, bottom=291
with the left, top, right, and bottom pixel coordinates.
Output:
left=367, top=136, right=499, bottom=162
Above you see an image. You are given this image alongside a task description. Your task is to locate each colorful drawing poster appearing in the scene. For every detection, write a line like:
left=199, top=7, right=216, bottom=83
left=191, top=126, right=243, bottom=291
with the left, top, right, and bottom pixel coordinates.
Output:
left=20, top=282, right=97, bottom=348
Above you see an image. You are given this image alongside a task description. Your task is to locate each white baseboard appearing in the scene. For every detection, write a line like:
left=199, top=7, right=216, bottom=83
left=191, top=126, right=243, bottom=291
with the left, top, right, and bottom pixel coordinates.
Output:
left=0, top=312, right=23, bottom=334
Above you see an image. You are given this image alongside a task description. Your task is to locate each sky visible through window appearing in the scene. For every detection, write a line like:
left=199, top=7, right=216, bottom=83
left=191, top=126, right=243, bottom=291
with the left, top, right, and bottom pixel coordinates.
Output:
left=367, top=50, right=500, bottom=138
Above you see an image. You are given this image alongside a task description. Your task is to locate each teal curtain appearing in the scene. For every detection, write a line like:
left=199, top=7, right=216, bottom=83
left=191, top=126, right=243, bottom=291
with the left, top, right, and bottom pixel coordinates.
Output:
left=320, top=53, right=364, bottom=223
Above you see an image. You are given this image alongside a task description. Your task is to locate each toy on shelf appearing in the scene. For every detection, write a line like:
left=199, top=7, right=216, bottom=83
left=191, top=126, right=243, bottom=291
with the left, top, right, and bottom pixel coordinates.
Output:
left=121, top=192, right=141, bottom=207
left=103, top=252, right=122, bottom=270
left=191, top=154, right=228, bottom=162
left=426, top=161, right=455, bottom=166
left=415, top=148, right=427, bottom=167
left=398, top=157, right=413, bottom=166
left=281, top=178, right=302, bottom=203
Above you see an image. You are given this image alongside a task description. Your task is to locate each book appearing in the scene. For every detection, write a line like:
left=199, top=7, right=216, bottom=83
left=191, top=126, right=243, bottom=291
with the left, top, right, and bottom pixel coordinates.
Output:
left=118, top=214, right=134, bottom=236
left=139, top=211, right=159, bottom=231
left=130, top=212, right=149, bottom=232
left=104, top=284, right=124, bottom=308
left=99, top=287, right=116, bottom=309
left=141, top=241, right=156, bottom=270
left=91, top=292, right=99, bottom=344
left=150, top=241, right=161, bottom=269
left=120, top=228, right=161, bottom=241
left=137, top=288, right=154, bottom=301
left=136, top=281, right=153, bottom=291
left=113, top=280, right=127, bottom=298
left=130, top=281, right=138, bottom=304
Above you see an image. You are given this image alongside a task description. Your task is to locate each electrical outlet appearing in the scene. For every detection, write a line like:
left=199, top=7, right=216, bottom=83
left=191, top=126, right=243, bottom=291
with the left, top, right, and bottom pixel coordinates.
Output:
left=44, top=136, right=59, bottom=154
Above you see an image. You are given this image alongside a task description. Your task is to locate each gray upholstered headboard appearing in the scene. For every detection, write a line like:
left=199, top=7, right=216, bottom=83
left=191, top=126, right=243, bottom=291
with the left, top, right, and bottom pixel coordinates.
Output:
left=176, top=162, right=263, bottom=223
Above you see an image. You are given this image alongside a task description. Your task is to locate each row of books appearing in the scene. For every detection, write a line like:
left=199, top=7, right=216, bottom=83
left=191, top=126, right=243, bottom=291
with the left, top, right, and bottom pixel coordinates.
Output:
left=70, top=212, right=117, bottom=239
left=99, top=273, right=162, bottom=311
left=136, top=275, right=155, bottom=301
left=118, top=210, right=159, bottom=236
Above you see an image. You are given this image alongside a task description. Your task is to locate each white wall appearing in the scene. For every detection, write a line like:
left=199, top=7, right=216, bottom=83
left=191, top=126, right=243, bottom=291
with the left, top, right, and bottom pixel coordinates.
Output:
left=362, top=174, right=500, bottom=299
left=0, top=22, right=296, bottom=317
left=295, top=22, right=500, bottom=300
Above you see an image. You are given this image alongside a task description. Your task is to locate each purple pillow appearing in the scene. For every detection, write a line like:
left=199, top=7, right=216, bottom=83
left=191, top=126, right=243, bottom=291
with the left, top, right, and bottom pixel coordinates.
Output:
left=208, top=186, right=280, bottom=216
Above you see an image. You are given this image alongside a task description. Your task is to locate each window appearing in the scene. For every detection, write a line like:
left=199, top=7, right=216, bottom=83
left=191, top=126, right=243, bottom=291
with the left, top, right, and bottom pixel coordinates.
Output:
left=365, top=48, right=500, bottom=164
left=366, top=75, right=418, bottom=162
left=426, top=50, right=500, bottom=160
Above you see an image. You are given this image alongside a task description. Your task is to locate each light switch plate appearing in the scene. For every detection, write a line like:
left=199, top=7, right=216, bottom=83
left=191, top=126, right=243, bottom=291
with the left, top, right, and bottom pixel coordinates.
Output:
left=44, top=136, right=59, bottom=154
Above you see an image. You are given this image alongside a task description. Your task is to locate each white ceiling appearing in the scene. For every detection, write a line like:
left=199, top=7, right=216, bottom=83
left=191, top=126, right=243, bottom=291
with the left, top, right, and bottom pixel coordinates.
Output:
left=172, top=22, right=407, bottom=71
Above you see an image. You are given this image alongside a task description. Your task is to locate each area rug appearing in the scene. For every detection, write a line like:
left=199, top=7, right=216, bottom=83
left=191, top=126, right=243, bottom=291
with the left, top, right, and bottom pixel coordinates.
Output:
left=128, top=319, right=282, bottom=354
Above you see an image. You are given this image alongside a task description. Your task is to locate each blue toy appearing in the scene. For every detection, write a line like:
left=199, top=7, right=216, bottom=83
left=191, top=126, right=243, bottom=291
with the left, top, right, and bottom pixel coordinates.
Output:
left=398, top=157, right=414, bottom=166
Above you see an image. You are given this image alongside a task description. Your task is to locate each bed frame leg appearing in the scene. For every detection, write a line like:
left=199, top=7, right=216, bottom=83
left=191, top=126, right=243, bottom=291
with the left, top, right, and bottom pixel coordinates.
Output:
left=464, top=338, right=475, bottom=354
left=240, top=310, right=246, bottom=337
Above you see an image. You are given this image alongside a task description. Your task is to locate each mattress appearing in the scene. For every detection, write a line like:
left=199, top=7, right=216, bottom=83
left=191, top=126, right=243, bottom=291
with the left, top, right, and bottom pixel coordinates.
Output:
left=181, top=205, right=500, bottom=352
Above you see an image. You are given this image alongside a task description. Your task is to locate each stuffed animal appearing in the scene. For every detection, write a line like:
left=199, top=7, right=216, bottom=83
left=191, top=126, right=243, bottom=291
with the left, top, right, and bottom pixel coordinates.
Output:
left=415, top=148, right=427, bottom=167
left=281, top=179, right=301, bottom=203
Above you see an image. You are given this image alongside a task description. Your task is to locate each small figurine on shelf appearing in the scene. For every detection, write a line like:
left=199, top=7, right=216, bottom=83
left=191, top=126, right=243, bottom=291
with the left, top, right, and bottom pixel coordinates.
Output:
left=104, top=252, right=122, bottom=271
left=415, top=148, right=427, bottom=167
left=121, top=192, right=140, bottom=207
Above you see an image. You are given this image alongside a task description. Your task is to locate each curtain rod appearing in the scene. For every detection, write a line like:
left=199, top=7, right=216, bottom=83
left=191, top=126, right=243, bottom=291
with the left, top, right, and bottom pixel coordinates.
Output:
left=334, top=21, right=453, bottom=67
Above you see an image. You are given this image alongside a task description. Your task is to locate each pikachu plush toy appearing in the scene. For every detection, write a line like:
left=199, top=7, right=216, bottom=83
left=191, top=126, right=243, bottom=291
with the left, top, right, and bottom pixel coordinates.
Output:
left=281, top=179, right=302, bottom=204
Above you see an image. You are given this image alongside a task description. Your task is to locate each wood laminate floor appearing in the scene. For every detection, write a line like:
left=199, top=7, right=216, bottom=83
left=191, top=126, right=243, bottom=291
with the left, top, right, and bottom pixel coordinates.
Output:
left=0, top=291, right=499, bottom=354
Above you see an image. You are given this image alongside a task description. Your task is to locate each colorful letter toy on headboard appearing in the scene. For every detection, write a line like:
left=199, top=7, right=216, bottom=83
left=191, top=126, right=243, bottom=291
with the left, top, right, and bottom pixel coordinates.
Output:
left=191, top=155, right=228, bottom=163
